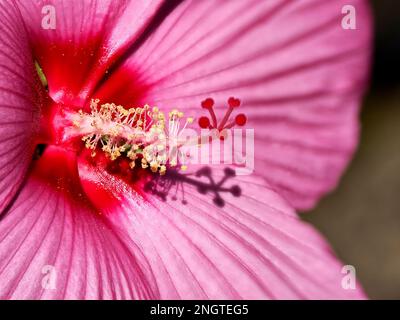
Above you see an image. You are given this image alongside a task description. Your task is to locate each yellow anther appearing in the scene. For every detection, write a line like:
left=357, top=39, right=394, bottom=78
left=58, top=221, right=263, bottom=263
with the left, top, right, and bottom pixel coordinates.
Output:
left=110, top=150, right=121, bottom=161
left=159, top=165, right=166, bottom=176
left=150, top=161, right=159, bottom=173
left=127, top=150, right=136, bottom=160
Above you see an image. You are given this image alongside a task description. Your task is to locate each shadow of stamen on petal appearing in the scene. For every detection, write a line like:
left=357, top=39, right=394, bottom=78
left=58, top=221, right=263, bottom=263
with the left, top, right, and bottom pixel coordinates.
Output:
left=144, top=166, right=241, bottom=207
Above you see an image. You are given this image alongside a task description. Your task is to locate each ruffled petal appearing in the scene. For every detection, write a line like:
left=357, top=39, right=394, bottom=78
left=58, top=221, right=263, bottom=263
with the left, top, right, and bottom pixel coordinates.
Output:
left=0, top=146, right=157, bottom=299
left=16, top=0, right=165, bottom=105
left=0, top=0, right=41, bottom=212
left=77, top=157, right=366, bottom=299
left=94, top=0, right=372, bottom=210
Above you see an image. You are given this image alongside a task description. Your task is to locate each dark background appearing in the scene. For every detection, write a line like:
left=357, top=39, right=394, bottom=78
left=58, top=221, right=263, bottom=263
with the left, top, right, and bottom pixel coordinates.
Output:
left=306, top=0, right=400, bottom=299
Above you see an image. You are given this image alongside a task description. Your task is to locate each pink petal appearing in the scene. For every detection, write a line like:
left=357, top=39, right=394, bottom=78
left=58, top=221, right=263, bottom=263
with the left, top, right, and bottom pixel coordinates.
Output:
left=94, top=0, right=372, bottom=210
left=16, top=0, right=164, bottom=106
left=0, top=146, right=156, bottom=299
left=0, top=1, right=41, bottom=213
left=77, top=158, right=366, bottom=299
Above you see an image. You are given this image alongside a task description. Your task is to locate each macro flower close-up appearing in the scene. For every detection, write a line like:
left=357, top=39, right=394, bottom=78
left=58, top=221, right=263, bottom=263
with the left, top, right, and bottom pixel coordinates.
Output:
left=0, top=0, right=373, bottom=300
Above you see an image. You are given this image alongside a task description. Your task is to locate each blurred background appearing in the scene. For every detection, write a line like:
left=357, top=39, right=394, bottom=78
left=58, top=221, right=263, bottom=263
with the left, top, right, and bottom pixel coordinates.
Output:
left=305, top=0, right=400, bottom=299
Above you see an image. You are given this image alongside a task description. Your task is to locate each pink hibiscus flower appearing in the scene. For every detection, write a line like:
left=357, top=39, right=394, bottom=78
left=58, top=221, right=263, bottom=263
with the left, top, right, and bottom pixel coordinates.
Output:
left=0, top=0, right=371, bottom=299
